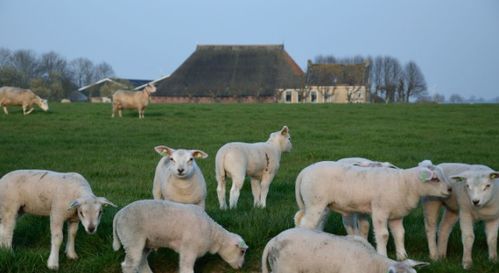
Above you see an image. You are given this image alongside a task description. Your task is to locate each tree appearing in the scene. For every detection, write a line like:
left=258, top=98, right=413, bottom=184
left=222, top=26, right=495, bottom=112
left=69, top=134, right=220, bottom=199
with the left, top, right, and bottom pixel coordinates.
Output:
left=70, top=57, right=95, bottom=87
left=381, top=56, right=403, bottom=103
left=403, top=61, right=427, bottom=102
left=9, top=49, right=39, bottom=87
left=0, top=48, right=11, bottom=66
left=94, top=62, right=114, bottom=80
left=449, top=94, right=464, bottom=103
left=432, top=93, right=445, bottom=103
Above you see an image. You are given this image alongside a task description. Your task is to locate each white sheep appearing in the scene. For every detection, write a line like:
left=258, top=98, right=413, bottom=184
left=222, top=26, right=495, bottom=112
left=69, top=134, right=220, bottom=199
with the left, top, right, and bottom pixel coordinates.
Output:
left=0, top=170, right=116, bottom=270
left=336, top=157, right=399, bottom=239
left=262, top=227, right=428, bottom=273
left=423, top=163, right=498, bottom=269
left=112, top=199, right=248, bottom=273
left=0, top=86, right=49, bottom=115
left=294, top=160, right=451, bottom=260
left=152, top=145, right=208, bottom=209
left=215, top=126, right=292, bottom=209
left=111, top=83, right=156, bottom=118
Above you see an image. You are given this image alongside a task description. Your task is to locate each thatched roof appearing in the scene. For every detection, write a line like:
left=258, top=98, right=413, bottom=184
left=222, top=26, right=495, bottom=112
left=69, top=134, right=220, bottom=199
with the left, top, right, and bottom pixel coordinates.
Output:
left=155, top=45, right=304, bottom=97
left=306, top=62, right=369, bottom=86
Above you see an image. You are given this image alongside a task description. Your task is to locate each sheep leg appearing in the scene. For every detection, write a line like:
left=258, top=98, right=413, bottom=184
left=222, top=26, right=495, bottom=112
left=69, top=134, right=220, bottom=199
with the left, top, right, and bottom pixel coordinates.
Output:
left=179, top=251, right=197, bottom=273
left=2, top=106, right=8, bottom=114
left=484, top=218, right=499, bottom=262
left=111, top=104, right=116, bottom=118
left=300, top=205, right=328, bottom=230
left=65, top=220, right=79, bottom=259
left=342, top=213, right=357, bottom=235
left=459, top=212, right=475, bottom=269
left=138, top=249, right=153, bottom=273
left=372, top=210, right=389, bottom=257
left=250, top=177, right=261, bottom=207
left=216, top=173, right=228, bottom=210
left=0, top=209, right=18, bottom=249
left=138, top=108, right=142, bottom=119
left=258, top=173, right=275, bottom=208
left=423, top=199, right=441, bottom=260
left=388, top=218, right=407, bottom=260
left=229, top=175, right=245, bottom=209
left=25, top=107, right=34, bottom=115
left=122, top=244, right=145, bottom=273
left=119, top=109, right=122, bottom=118
left=437, top=209, right=458, bottom=259
left=47, top=214, right=65, bottom=270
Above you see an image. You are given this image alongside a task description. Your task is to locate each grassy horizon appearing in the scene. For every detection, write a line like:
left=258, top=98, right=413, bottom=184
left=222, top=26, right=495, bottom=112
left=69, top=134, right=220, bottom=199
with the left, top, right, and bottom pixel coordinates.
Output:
left=1, top=103, right=498, bottom=273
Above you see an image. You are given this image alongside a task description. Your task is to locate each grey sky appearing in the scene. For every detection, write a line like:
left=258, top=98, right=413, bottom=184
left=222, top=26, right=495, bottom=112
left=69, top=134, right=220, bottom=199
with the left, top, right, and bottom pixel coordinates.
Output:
left=1, top=0, right=498, bottom=99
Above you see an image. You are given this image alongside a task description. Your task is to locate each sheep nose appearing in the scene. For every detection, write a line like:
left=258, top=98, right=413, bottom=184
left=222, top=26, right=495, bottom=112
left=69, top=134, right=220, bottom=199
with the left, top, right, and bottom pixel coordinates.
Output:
left=447, top=186, right=452, bottom=193
left=177, top=168, right=184, bottom=174
left=472, top=200, right=480, bottom=206
left=87, top=225, right=96, bottom=233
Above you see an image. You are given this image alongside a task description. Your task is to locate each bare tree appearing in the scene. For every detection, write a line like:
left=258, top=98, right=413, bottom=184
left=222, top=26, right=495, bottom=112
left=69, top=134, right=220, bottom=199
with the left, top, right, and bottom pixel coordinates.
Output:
left=70, top=57, right=95, bottom=87
left=403, top=61, right=427, bottom=102
left=432, top=93, right=445, bottom=103
left=9, top=49, right=40, bottom=87
left=382, top=56, right=403, bottom=103
left=94, top=62, right=115, bottom=80
left=0, top=48, right=11, bottom=66
left=449, top=94, right=464, bottom=103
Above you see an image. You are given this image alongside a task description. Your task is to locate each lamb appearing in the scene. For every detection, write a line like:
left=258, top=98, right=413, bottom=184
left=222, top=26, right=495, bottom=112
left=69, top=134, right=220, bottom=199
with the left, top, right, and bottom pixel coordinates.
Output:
left=262, top=227, right=428, bottom=273
left=111, top=83, right=156, bottom=118
left=152, top=145, right=208, bottom=209
left=215, top=126, right=292, bottom=209
left=423, top=163, right=498, bottom=269
left=112, top=199, right=248, bottom=273
left=336, top=157, right=399, bottom=239
left=294, top=160, right=451, bottom=260
left=0, top=170, right=116, bottom=270
left=0, top=86, right=49, bottom=115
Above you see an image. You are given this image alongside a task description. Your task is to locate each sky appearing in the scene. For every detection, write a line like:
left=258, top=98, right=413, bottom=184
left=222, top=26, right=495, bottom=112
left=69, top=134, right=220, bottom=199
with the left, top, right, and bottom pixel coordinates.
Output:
left=1, top=0, right=498, bottom=100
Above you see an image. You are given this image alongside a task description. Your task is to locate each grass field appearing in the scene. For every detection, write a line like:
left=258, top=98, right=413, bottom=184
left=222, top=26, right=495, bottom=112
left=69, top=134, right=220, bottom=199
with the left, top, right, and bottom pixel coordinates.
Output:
left=0, top=103, right=498, bottom=273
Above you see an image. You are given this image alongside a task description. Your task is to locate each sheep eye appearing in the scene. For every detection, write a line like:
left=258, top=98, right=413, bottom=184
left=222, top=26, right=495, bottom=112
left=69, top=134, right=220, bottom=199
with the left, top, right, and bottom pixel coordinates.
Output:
left=431, top=177, right=440, bottom=182
left=169, top=158, right=175, bottom=162
left=240, top=249, right=246, bottom=255
left=79, top=211, right=84, bottom=217
left=189, top=158, right=193, bottom=162
left=484, top=184, right=491, bottom=190
left=98, top=210, right=102, bottom=216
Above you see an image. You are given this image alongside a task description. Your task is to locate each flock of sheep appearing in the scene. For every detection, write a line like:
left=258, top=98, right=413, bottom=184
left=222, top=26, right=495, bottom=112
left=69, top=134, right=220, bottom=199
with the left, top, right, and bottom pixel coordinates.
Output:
left=0, top=86, right=498, bottom=273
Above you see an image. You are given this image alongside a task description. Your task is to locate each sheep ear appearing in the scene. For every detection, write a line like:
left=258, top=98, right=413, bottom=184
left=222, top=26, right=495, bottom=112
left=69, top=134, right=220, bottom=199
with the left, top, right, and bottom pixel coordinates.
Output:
left=386, top=163, right=399, bottom=169
left=155, top=145, right=174, bottom=157
left=237, top=241, right=248, bottom=250
left=401, top=259, right=430, bottom=268
left=68, top=199, right=81, bottom=210
left=489, top=172, right=499, bottom=180
left=353, top=161, right=371, bottom=167
left=97, top=197, right=117, bottom=207
left=191, top=150, right=208, bottom=159
left=280, top=126, right=289, bottom=135
left=418, top=168, right=433, bottom=182
left=450, top=175, right=466, bottom=183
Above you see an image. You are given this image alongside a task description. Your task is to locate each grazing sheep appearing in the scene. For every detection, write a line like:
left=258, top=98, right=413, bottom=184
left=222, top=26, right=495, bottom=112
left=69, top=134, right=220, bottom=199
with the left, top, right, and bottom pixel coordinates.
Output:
left=262, top=227, right=428, bottom=273
left=152, top=145, right=208, bottom=209
left=112, top=199, right=248, bottom=273
left=60, top=98, right=71, bottom=103
left=0, top=170, right=116, bottom=270
left=336, top=157, right=399, bottom=239
left=111, top=83, right=156, bottom=118
left=294, top=160, right=451, bottom=260
left=0, top=86, right=49, bottom=115
left=215, top=126, right=292, bottom=209
left=423, top=163, right=498, bottom=269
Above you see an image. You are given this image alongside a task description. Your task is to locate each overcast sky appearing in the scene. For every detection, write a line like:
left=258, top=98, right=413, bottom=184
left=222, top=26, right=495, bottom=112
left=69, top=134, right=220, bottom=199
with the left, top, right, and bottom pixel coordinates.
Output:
left=1, top=0, right=498, bottom=99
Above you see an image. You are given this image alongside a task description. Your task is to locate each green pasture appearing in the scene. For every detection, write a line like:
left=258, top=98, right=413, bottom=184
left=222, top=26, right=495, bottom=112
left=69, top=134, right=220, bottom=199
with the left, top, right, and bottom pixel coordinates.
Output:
left=0, top=103, right=498, bottom=273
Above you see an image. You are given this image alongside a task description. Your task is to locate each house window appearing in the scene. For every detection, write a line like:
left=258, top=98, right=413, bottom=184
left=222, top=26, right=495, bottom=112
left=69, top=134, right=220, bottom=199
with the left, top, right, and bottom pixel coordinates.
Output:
left=285, top=91, right=292, bottom=103
left=311, top=91, right=317, bottom=103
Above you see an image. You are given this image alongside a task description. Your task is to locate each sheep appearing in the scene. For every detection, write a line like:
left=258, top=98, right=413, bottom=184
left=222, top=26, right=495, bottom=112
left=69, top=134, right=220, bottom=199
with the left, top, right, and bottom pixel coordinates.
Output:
left=215, top=126, right=292, bottom=209
left=0, top=170, right=116, bottom=270
left=262, top=227, right=428, bottom=273
left=111, top=83, right=156, bottom=118
left=423, top=163, right=498, bottom=269
left=336, top=157, right=400, bottom=239
left=0, top=86, right=49, bottom=115
left=294, top=160, right=451, bottom=260
left=112, top=199, right=248, bottom=273
left=152, top=145, right=208, bottom=209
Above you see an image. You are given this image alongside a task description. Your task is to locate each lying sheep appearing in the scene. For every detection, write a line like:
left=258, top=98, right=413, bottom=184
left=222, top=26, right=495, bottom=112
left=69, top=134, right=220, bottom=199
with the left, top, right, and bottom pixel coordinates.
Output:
left=294, top=160, right=451, bottom=260
left=262, top=227, right=428, bottom=273
left=113, top=199, right=248, bottom=273
left=215, top=126, right=292, bottom=209
left=0, top=86, right=49, bottom=115
left=423, top=163, right=498, bottom=269
left=111, top=83, right=156, bottom=118
left=152, top=145, right=208, bottom=209
left=0, top=170, right=116, bottom=270
left=336, top=157, right=399, bottom=239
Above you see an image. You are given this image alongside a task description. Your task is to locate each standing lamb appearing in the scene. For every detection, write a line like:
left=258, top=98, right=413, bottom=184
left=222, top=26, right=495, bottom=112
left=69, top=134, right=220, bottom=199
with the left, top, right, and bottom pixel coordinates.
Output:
left=113, top=199, right=248, bottom=273
left=294, top=160, right=451, bottom=260
left=262, top=227, right=428, bottom=273
left=152, top=145, right=208, bottom=209
left=423, top=163, right=498, bottom=269
left=111, top=83, right=156, bottom=118
left=0, top=86, right=49, bottom=115
left=0, top=170, right=116, bottom=270
left=215, top=126, right=292, bottom=209
left=336, top=157, right=399, bottom=239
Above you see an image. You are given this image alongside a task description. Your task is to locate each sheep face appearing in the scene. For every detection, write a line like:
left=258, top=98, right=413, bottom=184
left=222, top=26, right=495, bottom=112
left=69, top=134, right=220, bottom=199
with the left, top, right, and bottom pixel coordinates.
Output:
left=452, top=171, right=499, bottom=207
left=268, top=126, right=292, bottom=152
left=388, top=259, right=428, bottom=273
left=155, top=146, right=208, bottom=178
left=38, top=98, right=49, bottom=111
left=218, top=234, right=247, bottom=269
left=69, top=197, right=116, bottom=234
left=418, top=161, right=452, bottom=197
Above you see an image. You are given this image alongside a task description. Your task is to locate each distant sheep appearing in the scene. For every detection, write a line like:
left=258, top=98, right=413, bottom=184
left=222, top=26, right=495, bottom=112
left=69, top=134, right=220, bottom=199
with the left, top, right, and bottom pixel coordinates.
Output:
left=294, top=160, right=451, bottom=260
left=152, top=145, right=208, bottom=209
left=112, top=83, right=156, bottom=118
left=113, top=199, right=248, bottom=273
left=215, top=126, right=292, bottom=209
left=0, top=170, right=116, bottom=270
left=262, top=227, right=428, bottom=273
left=0, top=86, right=49, bottom=115
left=423, top=163, right=498, bottom=269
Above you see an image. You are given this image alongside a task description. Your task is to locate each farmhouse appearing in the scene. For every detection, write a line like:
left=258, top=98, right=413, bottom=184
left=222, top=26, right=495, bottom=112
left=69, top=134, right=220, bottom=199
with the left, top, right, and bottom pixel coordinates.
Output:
left=153, top=45, right=305, bottom=103
left=77, top=77, right=151, bottom=102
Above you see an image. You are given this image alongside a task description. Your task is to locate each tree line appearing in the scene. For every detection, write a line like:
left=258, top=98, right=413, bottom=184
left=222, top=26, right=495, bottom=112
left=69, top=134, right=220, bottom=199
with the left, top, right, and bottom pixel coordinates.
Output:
left=0, top=48, right=114, bottom=100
